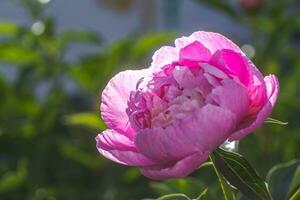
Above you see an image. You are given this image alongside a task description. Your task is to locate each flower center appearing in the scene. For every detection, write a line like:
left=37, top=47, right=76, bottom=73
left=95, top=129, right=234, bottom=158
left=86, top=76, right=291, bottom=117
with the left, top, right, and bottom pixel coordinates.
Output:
left=151, top=88, right=204, bottom=128
left=126, top=65, right=210, bottom=131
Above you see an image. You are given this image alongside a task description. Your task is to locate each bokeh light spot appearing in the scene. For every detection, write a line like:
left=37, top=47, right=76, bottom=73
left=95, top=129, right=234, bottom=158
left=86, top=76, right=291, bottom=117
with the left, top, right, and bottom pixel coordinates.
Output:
left=31, top=21, right=45, bottom=35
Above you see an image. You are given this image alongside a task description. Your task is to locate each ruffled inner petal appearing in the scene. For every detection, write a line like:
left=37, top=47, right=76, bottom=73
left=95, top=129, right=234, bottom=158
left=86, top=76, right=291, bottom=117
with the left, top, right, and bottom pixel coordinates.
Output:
left=206, top=79, right=249, bottom=120
left=209, top=49, right=250, bottom=86
left=179, top=41, right=211, bottom=62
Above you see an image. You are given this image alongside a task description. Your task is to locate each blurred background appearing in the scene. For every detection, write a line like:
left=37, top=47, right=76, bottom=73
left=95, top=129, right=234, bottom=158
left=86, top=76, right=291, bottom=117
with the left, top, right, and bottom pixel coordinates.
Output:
left=0, top=0, right=299, bottom=199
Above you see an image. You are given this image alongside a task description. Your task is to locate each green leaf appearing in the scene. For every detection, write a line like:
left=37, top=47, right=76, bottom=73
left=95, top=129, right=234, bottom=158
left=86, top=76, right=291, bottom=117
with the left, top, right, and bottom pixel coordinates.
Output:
left=69, top=38, right=133, bottom=92
left=57, top=31, right=101, bottom=49
left=0, top=159, right=27, bottom=193
left=150, top=178, right=205, bottom=198
left=198, top=161, right=213, bottom=169
left=195, top=187, right=208, bottom=200
left=59, top=143, right=103, bottom=170
left=210, top=155, right=236, bottom=200
left=0, top=21, right=20, bottom=36
left=64, top=112, right=106, bottom=130
left=213, top=148, right=272, bottom=200
left=288, top=164, right=300, bottom=198
left=0, top=43, right=40, bottom=65
left=156, top=193, right=191, bottom=200
left=265, top=117, right=288, bottom=125
left=131, top=32, right=175, bottom=60
left=266, top=160, right=300, bottom=200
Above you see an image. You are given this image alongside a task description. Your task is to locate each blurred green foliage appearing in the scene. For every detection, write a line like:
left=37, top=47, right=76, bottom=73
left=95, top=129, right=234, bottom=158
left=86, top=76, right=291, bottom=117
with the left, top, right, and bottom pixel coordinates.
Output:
left=0, top=0, right=299, bottom=199
left=267, top=160, right=300, bottom=200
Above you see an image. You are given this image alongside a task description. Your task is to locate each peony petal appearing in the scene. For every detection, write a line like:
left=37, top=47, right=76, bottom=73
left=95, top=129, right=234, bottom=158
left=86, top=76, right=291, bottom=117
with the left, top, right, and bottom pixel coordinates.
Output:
left=182, top=104, right=237, bottom=150
left=201, top=63, right=229, bottom=80
left=140, top=151, right=210, bottom=180
left=135, top=104, right=237, bottom=162
left=172, top=66, right=199, bottom=89
left=209, top=49, right=250, bottom=85
left=96, top=130, right=157, bottom=166
left=203, top=72, right=221, bottom=87
left=206, top=79, right=249, bottom=120
left=101, top=69, right=148, bottom=138
left=135, top=125, right=198, bottom=162
left=247, top=59, right=265, bottom=87
left=179, top=41, right=211, bottom=62
left=246, top=60, right=268, bottom=114
left=195, top=74, right=213, bottom=96
left=150, top=46, right=179, bottom=72
left=96, top=129, right=136, bottom=152
left=228, top=75, right=279, bottom=141
left=175, top=31, right=243, bottom=55
left=265, top=75, right=279, bottom=106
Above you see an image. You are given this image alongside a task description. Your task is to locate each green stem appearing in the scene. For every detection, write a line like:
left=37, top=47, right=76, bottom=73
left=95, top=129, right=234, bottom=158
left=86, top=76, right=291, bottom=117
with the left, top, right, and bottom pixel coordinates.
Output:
left=289, top=188, right=300, bottom=200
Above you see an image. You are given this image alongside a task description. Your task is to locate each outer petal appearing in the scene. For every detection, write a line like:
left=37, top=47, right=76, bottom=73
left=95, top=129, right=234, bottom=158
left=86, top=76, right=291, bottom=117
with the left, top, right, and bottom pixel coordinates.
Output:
left=229, top=75, right=279, bottom=141
left=140, top=151, right=210, bottom=180
left=135, top=104, right=237, bottom=162
left=96, top=129, right=136, bottom=152
left=182, top=104, right=237, bottom=150
left=150, top=46, right=179, bottom=71
left=135, top=125, right=198, bottom=162
left=101, top=69, right=148, bottom=138
left=96, top=130, right=157, bottom=166
left=175, top=31, right=243, bottom=55
left=206, top=79, right=249, bottom=120
left=246, top=60, right=268, bottom=114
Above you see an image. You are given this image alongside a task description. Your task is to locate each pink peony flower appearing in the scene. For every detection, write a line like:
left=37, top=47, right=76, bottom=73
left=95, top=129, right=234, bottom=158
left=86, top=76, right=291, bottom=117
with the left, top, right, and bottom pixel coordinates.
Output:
left=96, top=31, right=279, bottom=180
